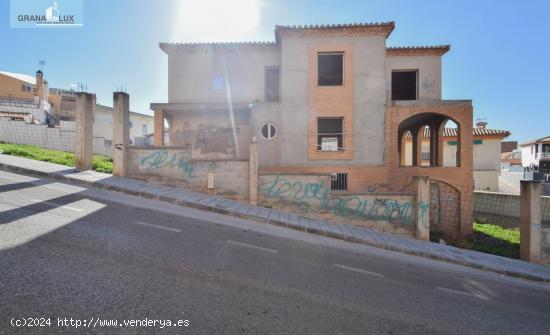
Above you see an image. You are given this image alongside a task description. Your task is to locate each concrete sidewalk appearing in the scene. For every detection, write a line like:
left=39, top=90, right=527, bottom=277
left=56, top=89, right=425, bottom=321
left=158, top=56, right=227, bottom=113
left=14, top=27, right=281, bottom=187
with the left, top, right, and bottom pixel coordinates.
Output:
left=1, top=153, right=550, bottom=283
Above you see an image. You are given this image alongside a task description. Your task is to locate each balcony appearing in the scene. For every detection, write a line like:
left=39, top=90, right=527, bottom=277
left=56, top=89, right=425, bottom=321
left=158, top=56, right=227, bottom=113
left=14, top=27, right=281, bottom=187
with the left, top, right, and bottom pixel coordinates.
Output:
left=536, top=152, right=550, bottom=160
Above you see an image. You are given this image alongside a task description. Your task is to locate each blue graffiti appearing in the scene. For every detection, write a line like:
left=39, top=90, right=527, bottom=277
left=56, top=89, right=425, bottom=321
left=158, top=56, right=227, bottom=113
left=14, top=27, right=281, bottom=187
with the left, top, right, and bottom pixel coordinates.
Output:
left=140, top=151, right=195, bottom=178
left=259, top=175, right=429, bottom=226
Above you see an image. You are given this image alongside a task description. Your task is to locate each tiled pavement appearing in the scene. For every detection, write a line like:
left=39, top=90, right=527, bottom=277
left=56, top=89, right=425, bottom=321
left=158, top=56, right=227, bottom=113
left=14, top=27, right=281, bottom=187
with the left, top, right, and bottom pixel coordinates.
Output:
left=1, top=154, right=550, bottom=282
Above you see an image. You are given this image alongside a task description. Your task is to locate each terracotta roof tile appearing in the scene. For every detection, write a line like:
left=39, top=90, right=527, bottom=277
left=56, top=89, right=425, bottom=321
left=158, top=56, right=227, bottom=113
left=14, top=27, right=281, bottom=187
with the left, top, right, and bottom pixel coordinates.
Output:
left=275, top=22, right=395, bottom=30
left=405, top=128, right=511, bottom=139
left=275, top=22, right=395, bottom=40
left=387, top=45, right=450, bottom=56
left=160, top=41, right=277, bottom=48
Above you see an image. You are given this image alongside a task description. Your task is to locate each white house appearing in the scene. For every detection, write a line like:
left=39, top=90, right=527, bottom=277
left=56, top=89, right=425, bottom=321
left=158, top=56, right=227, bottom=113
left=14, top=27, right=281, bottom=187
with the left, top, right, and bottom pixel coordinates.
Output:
left=520, top=136, right=550, bottom=170
left=404, top=124, right=510, bottom=191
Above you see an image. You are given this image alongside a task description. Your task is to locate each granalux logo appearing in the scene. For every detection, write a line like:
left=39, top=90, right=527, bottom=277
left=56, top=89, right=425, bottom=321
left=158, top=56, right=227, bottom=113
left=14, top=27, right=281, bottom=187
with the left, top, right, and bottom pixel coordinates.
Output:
left=10, top=0, right=84, bottom=28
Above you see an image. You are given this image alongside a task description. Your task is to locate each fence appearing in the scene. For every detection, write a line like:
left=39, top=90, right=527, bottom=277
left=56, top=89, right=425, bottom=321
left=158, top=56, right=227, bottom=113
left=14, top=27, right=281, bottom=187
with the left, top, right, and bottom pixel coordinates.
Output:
left=0, top=118, right=112, bottom=156
left=474, top=191, right=550, bottom=225
left=473, top=190, right=550, bottom=258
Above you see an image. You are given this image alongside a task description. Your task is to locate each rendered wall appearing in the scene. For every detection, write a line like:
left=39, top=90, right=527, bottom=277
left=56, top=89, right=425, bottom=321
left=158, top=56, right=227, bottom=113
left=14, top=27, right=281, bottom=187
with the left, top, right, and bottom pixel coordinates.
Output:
left=251, top=102, right=282, bottom=166
left=280, top=35, right=387, bottom=166
left=474, top=170, right=499, bottom=191
left=127, top=147, right=249, bottom=201
left=0, top=73, right=36, bottom=100
left=386, top=55, right=442, bottom=100
left=168, top=109, right=250, bottom=160
left=167, top=44, right=280, bottom=103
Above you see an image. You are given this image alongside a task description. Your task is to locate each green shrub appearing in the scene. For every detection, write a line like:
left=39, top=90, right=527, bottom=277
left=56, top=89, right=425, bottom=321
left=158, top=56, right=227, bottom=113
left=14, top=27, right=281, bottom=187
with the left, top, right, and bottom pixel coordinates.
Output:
left=0, top=143, right=112, bottom=174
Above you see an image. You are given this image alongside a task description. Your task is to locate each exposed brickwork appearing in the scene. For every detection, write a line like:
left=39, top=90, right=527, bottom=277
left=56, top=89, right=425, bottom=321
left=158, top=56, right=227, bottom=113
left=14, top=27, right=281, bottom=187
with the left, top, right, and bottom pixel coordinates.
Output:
left=386, top=101, right=474, bottom=237
left=308, top=44, right=354, bottom=160
left=261, top=101, right=475, bottom=240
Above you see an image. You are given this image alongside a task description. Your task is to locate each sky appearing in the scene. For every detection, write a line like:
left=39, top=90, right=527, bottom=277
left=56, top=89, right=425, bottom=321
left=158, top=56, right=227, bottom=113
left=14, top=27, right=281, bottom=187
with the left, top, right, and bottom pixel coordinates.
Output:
left=1, top=0, right=549, bottom=143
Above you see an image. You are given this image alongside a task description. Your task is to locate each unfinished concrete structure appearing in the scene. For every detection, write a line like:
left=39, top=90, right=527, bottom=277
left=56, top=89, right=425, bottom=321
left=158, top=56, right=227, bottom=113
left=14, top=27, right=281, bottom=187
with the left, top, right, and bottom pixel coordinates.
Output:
left=133, top=22, right=475, bottom=241
left=402, top=124, right=510, bottom=191
left=74, top=93, right=95, bottom=171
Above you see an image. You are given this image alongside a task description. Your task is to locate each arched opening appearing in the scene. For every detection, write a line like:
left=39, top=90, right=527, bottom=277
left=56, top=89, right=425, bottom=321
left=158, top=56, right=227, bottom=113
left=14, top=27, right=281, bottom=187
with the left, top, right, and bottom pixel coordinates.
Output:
left=419, top=125, right=431, bottom=167
left=397, top=113, right=461, bottom=167
left=399, top=130, right=413, bottom=166
left=440, top=119, right=459, bottom=167
left=430, top=180, right=461, bottom=243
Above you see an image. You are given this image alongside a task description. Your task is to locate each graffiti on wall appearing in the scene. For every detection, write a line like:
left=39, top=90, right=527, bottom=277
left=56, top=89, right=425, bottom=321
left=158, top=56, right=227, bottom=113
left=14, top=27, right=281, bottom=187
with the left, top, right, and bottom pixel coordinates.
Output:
left=195, top=125, right=235, bottom=155
left=140, top=150, right=195, bottom=178
left=422, top=77, right=436, bottom=95
left=259, top=175, right=428, bottom=226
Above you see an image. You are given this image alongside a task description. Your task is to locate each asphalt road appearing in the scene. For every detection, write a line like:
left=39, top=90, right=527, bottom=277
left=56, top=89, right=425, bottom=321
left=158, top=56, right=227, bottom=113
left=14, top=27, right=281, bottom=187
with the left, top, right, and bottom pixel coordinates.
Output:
left=1, top=170, right=550, bottom=334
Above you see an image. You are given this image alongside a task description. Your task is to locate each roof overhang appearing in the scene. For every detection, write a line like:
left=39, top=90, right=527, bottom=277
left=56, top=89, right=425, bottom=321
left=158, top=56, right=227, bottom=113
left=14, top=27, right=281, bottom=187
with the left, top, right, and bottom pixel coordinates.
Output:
left=519, top=136, right=550, bottom=147
left=387, top=45, right=450, bottom=56
left=150, top=102, right=253, bottom=112
left=159, top=42, right=278, bottom=54
left=274, top=22, right=395, bottom=42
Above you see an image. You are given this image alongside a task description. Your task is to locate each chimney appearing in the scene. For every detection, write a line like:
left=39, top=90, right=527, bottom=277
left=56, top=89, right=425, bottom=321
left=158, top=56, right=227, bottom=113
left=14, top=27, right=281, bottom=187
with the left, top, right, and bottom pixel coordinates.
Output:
left=476, top=120, right=487, bottom=129
left=35, top=70, right=44, bottom=103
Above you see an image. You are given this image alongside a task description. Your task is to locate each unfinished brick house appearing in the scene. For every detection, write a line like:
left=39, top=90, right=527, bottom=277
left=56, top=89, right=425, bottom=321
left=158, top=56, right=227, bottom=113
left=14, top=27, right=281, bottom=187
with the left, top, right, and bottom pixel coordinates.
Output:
left=131, top=22, right=474, bottom=242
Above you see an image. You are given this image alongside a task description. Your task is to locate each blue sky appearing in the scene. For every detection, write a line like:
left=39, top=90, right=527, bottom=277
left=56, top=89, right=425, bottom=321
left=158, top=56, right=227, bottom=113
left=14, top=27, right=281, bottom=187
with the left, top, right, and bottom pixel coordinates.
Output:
left=1, top=0, right=548, bottom=142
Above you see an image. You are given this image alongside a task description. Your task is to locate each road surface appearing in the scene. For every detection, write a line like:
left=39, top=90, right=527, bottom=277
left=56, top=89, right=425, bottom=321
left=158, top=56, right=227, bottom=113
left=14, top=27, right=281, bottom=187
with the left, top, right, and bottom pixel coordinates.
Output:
left=1, top=170, right=549, bottom=334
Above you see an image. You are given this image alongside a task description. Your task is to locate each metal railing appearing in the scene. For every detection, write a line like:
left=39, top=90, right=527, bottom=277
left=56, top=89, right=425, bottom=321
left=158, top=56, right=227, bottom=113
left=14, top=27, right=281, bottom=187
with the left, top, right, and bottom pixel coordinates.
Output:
left=536, top=152, right=550, bottom=159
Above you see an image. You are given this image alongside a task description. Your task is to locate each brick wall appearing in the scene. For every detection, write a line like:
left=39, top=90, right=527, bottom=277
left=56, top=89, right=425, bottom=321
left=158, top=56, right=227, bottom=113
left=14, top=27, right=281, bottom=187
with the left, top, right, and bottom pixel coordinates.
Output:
left=258, top=173, right=422, bottom=236
left=386, top=101, right=474, bottom=237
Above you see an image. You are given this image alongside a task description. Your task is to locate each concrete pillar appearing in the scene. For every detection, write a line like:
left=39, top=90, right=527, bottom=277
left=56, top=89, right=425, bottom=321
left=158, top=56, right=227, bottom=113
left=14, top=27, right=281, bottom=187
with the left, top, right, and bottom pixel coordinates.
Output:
left=154, top=110, right=165, bottom=147
left=520, top=180, right=542, bottom=263
left=112, top=92, right=129, bottom=177
left=249, top=141, right=258, bottom=205
left=414, top=176, right=430, bottom=241
left=75, top=93, right=95, bottom=171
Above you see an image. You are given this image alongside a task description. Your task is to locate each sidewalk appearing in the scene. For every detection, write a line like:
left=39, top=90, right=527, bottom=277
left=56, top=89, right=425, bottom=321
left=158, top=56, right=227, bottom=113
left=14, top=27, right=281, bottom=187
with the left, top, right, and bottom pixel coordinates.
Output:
left=1, top=153, right=550, bottom=282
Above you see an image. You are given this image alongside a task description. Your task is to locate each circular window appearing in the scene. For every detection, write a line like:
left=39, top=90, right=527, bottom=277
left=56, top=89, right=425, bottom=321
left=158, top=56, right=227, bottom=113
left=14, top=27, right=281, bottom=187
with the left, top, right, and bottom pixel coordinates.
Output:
left=260, top=122, right=277, bottom=140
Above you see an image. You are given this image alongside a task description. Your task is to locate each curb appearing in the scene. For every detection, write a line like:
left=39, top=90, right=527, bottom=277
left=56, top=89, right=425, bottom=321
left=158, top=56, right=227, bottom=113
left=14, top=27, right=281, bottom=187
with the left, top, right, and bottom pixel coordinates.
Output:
left=1, top=161, right=549, bottom=283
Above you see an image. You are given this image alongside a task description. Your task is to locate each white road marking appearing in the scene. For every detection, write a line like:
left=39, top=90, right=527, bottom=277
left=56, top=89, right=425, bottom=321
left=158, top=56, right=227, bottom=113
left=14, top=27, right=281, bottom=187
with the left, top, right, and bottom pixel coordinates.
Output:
left=134, top=221, right=182, bottom=233
left=334, top=264, right=385, bottom=278
left=436, top=286, right=489, bottom=301
left=30, top=199, right=82, bottom=212
left=227, top=240, right=279, bottom=254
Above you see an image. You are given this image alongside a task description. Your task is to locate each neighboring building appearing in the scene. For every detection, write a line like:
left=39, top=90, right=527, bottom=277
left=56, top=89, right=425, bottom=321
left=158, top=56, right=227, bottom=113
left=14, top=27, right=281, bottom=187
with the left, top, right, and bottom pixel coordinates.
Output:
left=0, top=69, right=153, bottom=145
left=0, top=70, right=37, bottom=100
left=95, top=104, right=154, bottom=145
left=145, top=22, right=476, bottom=240
left=501, top=150, right=522, bottom=169
left=520, top=136, right=550, bottom=177
left=501, top=141, right=517, bottom=153
left=403, top=123, right=510, bottom=191
left=0, top=70, right=52, bottom=124
left=48, top=87, right=78, bottom=122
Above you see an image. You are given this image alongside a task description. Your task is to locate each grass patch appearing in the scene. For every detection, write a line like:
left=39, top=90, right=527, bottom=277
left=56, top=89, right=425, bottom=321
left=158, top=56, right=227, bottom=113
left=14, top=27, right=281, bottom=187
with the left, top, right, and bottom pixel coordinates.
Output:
left=470, top=222, right=520, bottom=258
left=0, top=143, right=112, bottom=174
